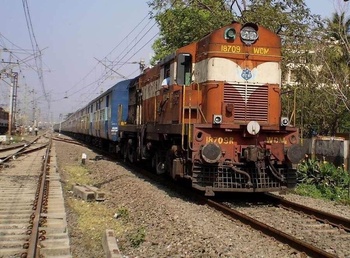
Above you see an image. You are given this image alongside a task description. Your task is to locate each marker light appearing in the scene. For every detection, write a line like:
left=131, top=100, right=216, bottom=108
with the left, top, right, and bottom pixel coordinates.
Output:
left=224, top=28, right=236, bottom=40
left=213, top=115, right=223, bottom=124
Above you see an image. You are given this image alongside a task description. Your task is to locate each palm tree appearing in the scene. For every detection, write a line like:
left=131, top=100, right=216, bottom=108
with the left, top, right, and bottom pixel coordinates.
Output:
left=326, top=12, right=350, bottom=63
left=321, top=12, right=350, bottom=134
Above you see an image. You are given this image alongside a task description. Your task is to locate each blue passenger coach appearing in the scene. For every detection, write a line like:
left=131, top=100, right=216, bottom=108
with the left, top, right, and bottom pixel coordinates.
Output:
left=109, top=79, right=130, bottom=142
left=60, top=79, right=130, bottom=149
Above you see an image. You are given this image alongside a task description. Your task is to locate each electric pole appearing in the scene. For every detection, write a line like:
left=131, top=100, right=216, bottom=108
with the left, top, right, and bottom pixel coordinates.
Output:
left=9, top=71, right=18, bottom=135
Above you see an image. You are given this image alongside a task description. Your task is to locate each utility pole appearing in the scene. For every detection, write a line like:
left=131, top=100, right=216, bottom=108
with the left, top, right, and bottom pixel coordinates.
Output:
left=59, top=113, right=62, bottom=134
left=30, top=89, right=36, bottom=127
left=8, top=71, right=18, bottom=135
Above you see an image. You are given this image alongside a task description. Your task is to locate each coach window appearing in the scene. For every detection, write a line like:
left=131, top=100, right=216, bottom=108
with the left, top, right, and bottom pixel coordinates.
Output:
left=176, top=53, right=192, bottom=86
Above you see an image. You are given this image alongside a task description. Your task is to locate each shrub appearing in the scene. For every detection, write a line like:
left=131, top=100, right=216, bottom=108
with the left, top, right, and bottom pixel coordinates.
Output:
left=296, top=158, right=350, bottom=202
left=129, top=227, right=146, bottom=247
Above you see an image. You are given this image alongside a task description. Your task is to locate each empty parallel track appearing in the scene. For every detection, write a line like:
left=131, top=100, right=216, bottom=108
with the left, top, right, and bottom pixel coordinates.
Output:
left=0, top=135, right=72, bottom=257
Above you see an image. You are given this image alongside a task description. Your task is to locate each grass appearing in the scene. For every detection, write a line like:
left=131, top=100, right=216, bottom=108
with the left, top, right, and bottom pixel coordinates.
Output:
left=62, top=165, right=94, bottom=191
left=129, top=227, right=146, bottom=247
left=62, top=163, right=145, bottom=254
left=66, top=198, right=126, bottom=251
left=295, top=183, right=350, bottom=205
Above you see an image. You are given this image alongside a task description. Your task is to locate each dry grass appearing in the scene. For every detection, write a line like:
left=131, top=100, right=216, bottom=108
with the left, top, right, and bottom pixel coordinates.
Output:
left=63, top=165, right=93, bottom=191
left=66, top=198, right=126, bottom=250
left=61, top=163, right=136, bottom=253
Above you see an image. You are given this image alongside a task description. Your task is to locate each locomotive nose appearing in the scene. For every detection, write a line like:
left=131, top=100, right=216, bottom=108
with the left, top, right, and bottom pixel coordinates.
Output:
left=201, top=142, right=222, bottom=163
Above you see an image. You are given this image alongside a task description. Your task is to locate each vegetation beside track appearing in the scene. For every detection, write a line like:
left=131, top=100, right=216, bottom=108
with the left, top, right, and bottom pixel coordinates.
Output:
left=60, top=161, right=146, bottom=255
left=295, top=158, right=350, bottom=205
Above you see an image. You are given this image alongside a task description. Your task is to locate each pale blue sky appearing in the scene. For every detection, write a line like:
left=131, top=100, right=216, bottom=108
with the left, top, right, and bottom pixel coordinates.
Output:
left=0, top=0, right=347, bottom=122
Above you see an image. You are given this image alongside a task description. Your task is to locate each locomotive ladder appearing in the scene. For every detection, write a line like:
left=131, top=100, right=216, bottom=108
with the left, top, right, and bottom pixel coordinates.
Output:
left=181, top=84, right=206, bottom=153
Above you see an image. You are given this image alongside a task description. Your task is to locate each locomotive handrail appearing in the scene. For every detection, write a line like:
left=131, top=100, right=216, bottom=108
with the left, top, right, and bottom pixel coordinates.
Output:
left=181, top=84, right=186, bottom=151
left=154, top=89, right=159, bottom=124
left=198, top=105, right=207, bottom=123
left=195, top=82, right=202, bottom=122
left=188, top=88, right=192, bottom=148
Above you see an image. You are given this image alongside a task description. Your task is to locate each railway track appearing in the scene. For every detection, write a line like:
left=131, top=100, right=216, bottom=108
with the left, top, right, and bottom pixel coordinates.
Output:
left=53, top=133, right=350, bottom=257
left=0, top=134, right=72, bottom=257
left=127, top=160, right=350, bottom=257
left=123, top=157, right=350, bottom=257
left=0, top=137, right=48, bottom=165
left=209, top=194, right=350, bottom=258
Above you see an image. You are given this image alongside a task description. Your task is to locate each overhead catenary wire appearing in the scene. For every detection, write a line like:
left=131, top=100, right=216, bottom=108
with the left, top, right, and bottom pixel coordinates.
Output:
left=0, top=2, right=163, bottom=123
left=63, top=12, right=159, bottom=104
left=62, top=12, right=155, bottom=99
left=0, top=33, right=49, bottom=73
left=64, top=1, right=194, bottom=109
left=21, top=0, right=50, bottom=113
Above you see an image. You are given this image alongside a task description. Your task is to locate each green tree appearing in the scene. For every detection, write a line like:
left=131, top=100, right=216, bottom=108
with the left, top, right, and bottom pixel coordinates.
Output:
left=149, top=0, right=322, bottom=63
left=148, top=0, right=234, bottom=63
left=286, top=11, right=350, bottom=136
left=322, top=12, right=350, bottom=134
left=148, top=1, right=350, bottom=136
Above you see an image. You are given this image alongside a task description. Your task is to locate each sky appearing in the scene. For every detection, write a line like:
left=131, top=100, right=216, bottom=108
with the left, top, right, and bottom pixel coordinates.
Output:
left=0, top=0, right=348, bottom=125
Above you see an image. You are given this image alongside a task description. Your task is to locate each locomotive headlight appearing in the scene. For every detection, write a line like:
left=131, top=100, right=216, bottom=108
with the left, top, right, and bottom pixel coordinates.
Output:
left=241, top=30, right=258, bottom=40
left=240, top=23, right=259, bottom=45
left=201, top=143, right=222, bottom=163
left=247, top=121, right=260, bottom=135
left=224, top=28, right=236, bottom=40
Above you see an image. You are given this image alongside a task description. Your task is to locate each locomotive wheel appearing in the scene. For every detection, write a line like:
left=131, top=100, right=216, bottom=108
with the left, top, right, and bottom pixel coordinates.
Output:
left=152, top=152, right=165, bottom=174
left=156, top=162, right=165, bottom=175
left=127, top=146, right=136, bottom=163
left=122, top=144, right=127, bottom=162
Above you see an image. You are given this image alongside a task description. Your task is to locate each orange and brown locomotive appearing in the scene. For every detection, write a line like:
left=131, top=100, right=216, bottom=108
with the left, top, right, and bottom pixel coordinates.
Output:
left=60, top=21, right=304, bottom=196
left=118, top=21, right=304, bottom=196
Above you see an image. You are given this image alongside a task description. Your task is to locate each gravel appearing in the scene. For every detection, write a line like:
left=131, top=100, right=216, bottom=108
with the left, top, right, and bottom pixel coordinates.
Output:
left=53, top=137, right=350, bottom=258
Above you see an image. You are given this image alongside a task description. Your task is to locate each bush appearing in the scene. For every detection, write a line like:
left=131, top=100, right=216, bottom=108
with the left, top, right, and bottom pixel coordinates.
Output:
left=129, top=227, right=145, bottom=247
left=296, top=158, right=350, bottom=202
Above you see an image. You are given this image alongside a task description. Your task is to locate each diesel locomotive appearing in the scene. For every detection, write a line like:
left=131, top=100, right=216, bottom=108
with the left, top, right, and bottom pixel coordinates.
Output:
left=60, top=21, right=304, bottom=196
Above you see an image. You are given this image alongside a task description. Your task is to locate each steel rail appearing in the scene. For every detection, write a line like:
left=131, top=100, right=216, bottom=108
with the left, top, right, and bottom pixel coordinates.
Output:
left=52, top=136, right=85, bottom=146
left=26, top=137, right=52, bottom=258
left=0, top=143, right=26, bottom=152
left=265, top=193, right=350, bottom=231
left=203, top=198, right=337, bottom=258
left=0, top=135, right=42, bottom=163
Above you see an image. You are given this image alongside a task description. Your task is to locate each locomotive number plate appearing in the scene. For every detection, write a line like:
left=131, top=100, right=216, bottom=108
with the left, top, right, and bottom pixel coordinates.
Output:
left=206, top=136, right=234, bottom=144
left=220, top=45, right=241, bottom=53
left=220, top=45, right=271, bottom=55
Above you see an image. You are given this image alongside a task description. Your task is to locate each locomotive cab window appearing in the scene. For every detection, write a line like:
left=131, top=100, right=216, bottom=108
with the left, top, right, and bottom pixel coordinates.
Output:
left=176, top=53, right=192, bottom=86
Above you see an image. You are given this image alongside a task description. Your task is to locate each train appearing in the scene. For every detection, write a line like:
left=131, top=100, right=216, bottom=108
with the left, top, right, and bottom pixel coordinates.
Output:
left=0, top=107, right=9, bottom=135
left=58, top=21, right=305, bottom=196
